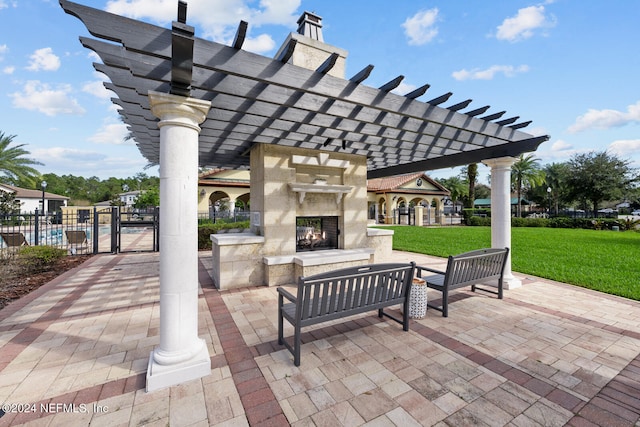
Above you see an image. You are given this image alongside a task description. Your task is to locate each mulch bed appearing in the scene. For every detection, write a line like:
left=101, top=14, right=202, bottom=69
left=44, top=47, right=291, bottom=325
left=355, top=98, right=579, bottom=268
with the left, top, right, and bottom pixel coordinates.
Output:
left=0, top=255, right=92, bottom=311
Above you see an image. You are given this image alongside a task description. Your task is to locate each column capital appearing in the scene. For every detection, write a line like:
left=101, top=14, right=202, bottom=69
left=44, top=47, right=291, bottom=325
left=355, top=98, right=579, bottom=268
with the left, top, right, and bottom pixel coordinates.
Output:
left=149, top=91, right=211, bottom=131
left=482, top=156, right=517, bottom=170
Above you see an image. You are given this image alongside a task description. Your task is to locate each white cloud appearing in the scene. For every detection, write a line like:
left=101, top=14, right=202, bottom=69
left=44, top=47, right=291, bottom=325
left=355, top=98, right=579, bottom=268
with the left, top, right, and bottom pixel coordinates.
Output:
left=391, top=82, right=418, bottom=96
left=82, top=75, right=114, bottom=100
left=242, top=34, right=276, bottom=55
left=496, top=5, right=556, bottom=42
left=551, top=139, right=573, bottom=152
left=26, top=47, right=61, bottom=72
left=452, top=64, right=529, bottom=81
left=88, top=51, right=101, bottom=63
left=608, top=139, right=640, bottom=158
left=32, top=146, right=149, bottom=178
left=3, top=66, right=14, bottom=74
left=568, top=101, right=640, bottom=133
left=250, top=0, right=300, bottom=26
left=88, top=120, right=132, bottom=145
left=104, top=0, right=175, bottom=22
left=402, top=8, right=439, bottom=46
left=105, top=0, right=300, bottom=53
left=33, top=147, right=106, bottom=163
left=10, top=80, right=85, bottom=116
left=0, top=44, right=7, bottom=58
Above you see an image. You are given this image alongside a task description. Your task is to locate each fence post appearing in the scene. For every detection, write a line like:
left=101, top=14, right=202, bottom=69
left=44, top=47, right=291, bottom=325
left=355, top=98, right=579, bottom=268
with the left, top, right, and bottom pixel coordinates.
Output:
left=93, top=207, right=99, bottom=254
left=111, top=207, right=119, bottom=253
left=34, top=209, right=40, bottom=246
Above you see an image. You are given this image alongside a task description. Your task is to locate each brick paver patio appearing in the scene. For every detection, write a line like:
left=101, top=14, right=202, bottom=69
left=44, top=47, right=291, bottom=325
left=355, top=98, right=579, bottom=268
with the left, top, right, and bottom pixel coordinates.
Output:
left=1, top=250, right=639, bottom=426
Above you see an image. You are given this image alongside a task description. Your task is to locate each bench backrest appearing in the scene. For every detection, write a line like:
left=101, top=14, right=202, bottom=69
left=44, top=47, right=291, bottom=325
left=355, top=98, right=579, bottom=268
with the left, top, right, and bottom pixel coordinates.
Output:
left=296, top=263, right=415, bottom=323
left=444, top=248, right=509, bottom=288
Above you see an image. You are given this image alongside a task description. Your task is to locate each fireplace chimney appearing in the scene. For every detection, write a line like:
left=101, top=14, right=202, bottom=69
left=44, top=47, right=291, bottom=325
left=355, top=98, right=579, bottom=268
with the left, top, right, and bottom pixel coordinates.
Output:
left=297, top=11, right=324, bottom=42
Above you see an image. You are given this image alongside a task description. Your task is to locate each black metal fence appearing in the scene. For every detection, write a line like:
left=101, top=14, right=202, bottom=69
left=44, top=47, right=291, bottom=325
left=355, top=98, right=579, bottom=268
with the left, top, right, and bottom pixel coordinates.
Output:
left=197, top=209, right=250, bottom=223
left=0, top=207, right=159, bottom=255
left=1, top=209, right=107, bottom=255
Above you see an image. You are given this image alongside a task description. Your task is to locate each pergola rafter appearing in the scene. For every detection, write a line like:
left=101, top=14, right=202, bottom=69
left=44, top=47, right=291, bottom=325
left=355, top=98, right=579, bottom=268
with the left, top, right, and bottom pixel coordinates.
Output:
left=61, top=0, right=548, bottom=179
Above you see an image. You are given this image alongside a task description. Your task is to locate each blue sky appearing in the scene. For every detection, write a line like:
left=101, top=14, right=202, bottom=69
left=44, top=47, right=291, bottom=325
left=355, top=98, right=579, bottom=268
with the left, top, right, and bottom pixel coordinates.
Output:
left=1, top=0, right=639, bottom=183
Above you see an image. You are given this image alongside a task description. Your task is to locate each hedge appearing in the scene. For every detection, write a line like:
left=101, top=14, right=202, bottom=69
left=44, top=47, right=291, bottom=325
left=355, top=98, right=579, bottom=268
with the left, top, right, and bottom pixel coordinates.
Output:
left=198, top=220, right=250, bottom=250
left=464, top=216, right=635, bottom=231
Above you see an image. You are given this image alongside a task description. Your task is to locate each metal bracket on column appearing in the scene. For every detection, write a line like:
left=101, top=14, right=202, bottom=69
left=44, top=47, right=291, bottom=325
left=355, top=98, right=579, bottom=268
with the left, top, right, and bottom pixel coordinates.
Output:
left=170, top=1, right=194, bottom=97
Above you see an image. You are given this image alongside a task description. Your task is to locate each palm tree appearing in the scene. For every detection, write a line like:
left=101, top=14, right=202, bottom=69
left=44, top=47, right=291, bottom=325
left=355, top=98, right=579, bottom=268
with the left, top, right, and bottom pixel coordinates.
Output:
left=466, top=163, right=478, bottom=208
left=511, top=154, right=545, bottom=217
left=438, top=176, right=466, bottom=213
left=0, top=132, right=43, bottom=186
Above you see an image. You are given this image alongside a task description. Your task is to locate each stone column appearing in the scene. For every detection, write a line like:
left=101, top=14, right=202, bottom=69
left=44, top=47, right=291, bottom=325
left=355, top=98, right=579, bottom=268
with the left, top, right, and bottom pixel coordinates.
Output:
left=414, top=205, right=424, bottom=226
left=483, top=157, right=521, bottom=289
left=228, top=197, right=236, bottom=218
left=146, top=91, right=212, bottom=392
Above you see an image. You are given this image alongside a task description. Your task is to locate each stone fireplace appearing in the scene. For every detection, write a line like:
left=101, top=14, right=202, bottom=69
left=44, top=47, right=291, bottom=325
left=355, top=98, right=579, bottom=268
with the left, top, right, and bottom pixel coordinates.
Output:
left=210, top=143, right=394, bottom=289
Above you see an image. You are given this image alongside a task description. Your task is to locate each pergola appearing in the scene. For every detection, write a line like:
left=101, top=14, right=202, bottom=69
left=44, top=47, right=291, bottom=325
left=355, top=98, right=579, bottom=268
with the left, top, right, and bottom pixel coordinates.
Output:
left=60, top=0, right=549, bottom=391
left=60, top=1, right=546, bottom=178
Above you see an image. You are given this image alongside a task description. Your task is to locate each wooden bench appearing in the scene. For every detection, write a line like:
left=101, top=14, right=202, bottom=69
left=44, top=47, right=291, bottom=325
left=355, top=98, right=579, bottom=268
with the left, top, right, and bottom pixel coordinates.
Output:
left=416, top=248, right=509, bottom=317
left=277, top=262, right=416, bottom=366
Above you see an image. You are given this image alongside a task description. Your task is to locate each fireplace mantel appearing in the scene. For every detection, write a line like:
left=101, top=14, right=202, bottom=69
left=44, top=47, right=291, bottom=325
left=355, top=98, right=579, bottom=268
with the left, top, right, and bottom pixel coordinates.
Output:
left=288, top=182, right=353, bottom=205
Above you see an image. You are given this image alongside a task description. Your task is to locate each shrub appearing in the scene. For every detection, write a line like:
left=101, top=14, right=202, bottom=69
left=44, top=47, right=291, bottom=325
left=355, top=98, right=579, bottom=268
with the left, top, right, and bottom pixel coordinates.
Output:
left=17, top=246, right=67, bottom=274
left=548, top=217, right=577, bottom=228
left=198, top=220, right=250, bottom=250
left=511, top=217, right=549, bottom=227
left=462, top=208, right=490, bottom=225
left=620, top=217, right=640, bottom=231
left=468, top=216, right=491, bottom=226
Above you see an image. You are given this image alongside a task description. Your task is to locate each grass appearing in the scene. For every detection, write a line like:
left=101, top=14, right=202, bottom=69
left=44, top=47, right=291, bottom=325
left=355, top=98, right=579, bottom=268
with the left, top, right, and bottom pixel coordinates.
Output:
left=377, top=225, right=640, bottom=301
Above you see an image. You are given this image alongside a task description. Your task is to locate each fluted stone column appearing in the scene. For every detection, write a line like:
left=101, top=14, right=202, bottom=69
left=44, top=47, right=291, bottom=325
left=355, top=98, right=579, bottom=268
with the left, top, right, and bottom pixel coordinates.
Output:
left=146, top=91, right=212, bottom=392
left=483, top=157, right=522, bottom=289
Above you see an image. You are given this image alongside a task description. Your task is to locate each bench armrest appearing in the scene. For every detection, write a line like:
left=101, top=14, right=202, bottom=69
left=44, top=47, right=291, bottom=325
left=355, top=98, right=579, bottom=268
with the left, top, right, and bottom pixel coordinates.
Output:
left=277, top=287, right=297, bottom=304
left=415, top=265, right=445, bottom=276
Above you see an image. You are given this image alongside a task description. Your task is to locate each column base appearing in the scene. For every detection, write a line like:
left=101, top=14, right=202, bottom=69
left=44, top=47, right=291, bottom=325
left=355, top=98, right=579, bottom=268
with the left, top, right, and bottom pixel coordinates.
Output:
left=502, top=273, right=522, bottom=290
left=145, top=343, right=211, bottom=392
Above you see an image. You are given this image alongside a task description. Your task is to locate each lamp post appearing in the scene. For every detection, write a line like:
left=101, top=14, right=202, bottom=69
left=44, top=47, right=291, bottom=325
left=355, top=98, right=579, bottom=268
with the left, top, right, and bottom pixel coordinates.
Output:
left=546, top=186, right=552, bottom=217
left=41, top=180, right=47, bottom=214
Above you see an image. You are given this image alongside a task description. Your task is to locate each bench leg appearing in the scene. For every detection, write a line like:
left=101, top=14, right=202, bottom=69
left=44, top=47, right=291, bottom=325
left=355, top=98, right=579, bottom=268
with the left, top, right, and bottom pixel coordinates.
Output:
left=278, top=295, right=284, bottom=345
left=442, top=290, right=449, bottom=317
left=293, top=325, right=301, bottom=367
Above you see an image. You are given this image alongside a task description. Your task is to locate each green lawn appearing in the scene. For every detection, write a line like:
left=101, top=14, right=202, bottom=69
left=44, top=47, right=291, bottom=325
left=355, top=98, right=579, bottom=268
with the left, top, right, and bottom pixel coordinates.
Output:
left=376, top=226, right=640, bottom=301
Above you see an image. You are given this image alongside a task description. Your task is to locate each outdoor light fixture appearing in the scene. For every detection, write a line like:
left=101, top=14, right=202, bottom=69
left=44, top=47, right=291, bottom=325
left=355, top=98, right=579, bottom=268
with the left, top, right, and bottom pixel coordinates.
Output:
left=547, top=186, right=552, bottom=216
left=41, top=180, right=47, bottom=214
left=200, top=189, right=206, bottom=197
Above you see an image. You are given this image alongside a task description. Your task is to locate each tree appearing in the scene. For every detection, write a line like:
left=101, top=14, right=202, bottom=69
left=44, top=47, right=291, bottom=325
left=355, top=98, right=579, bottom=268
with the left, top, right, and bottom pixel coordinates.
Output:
left=465, top=163, right=478, bottom=208
left=0, top=190, right=21, bottom=215
left=0, top=132, right=43, bottom=186
left=438, top=176, right=466, bottom=213
left=511, top=154, right=545, bottom=217
left=566, top=150, right=638, bottom=216
left=543, top=163, right=571, bottom=215
left=134, top=187, right=160, bottom=208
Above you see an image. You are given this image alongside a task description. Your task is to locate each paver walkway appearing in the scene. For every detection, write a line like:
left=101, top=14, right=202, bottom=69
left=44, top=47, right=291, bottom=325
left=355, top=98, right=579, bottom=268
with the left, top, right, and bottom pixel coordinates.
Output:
left=0, top=250, right=639, bottom=426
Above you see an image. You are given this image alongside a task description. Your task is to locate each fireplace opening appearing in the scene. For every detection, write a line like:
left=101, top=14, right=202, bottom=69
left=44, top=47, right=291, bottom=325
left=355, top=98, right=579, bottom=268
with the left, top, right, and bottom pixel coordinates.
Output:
left=296, top=216, right=339, bottom=252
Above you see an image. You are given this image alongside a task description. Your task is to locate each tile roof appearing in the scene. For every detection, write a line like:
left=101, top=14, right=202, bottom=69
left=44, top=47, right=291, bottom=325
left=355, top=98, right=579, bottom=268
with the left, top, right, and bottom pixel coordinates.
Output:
left=0, top=184, right=69, bottom=200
